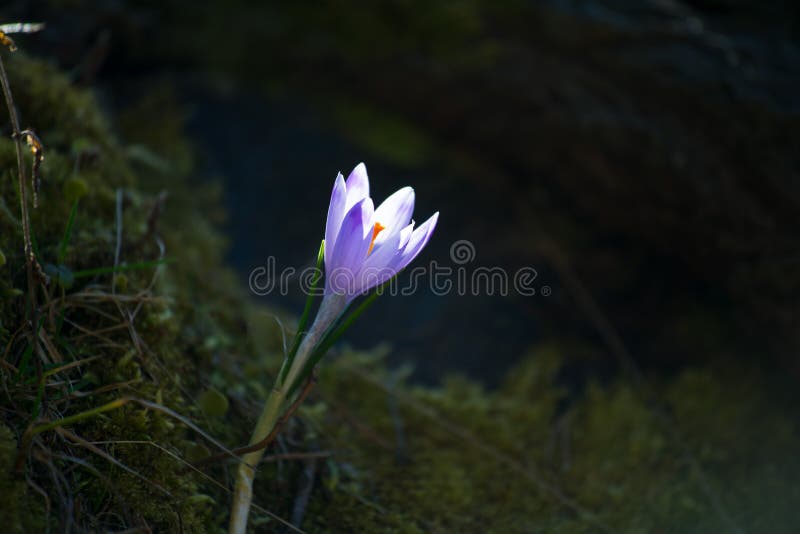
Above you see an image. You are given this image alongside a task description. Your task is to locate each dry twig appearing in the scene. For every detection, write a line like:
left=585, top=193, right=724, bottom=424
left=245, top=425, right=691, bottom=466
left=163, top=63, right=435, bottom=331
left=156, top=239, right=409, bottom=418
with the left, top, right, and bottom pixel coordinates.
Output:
left=191, top=375, right=317, bottom=470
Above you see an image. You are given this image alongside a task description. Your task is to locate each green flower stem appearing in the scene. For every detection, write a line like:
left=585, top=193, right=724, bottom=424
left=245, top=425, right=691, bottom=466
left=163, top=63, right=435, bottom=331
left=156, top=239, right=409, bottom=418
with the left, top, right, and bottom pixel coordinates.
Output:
left=229, top=295, right=345, bottom=533
left=281, top=293, right=346, bottom=394
left=228, top=385, right=286, bottom=534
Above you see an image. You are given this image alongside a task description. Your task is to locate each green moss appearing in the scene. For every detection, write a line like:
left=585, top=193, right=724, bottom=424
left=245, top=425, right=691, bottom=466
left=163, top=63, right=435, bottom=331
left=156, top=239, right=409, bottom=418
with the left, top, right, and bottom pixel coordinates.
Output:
left=0, top=53, right=232, bottom=531
left=301, top=349, right=800, bottom=533
left=0, top=52, right=797, bottom=533
left=0, top=425, right=45, bottom=532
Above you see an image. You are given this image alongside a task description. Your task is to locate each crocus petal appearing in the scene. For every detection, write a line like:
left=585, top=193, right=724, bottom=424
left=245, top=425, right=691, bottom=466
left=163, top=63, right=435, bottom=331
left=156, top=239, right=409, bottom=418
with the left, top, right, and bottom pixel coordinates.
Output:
left=391, top=212, right=439, bottom=273
left=373, top=186, right=415, bottom=248
left=355, top=228, right=405, bottom=296
left=327, top=198, right=374, bottom=295
left=324, top=173, right=347, bottom=267
left=398, top=221, right=415, bottom=249
left=345, top=163, right=370, bottom=213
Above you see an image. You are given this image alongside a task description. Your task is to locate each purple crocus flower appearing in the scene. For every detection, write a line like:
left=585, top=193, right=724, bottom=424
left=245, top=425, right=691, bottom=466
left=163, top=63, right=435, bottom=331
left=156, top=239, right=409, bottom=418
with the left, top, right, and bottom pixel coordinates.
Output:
left=281, top=163, right=438, bottom=391
left=324, top=162, right=439, bottom=301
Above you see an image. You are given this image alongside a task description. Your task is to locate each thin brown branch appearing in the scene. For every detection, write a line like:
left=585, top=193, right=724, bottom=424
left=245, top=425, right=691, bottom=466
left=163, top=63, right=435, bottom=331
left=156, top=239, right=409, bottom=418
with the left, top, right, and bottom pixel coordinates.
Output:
left=20, top=128, right=44, bottom=208
left=0, top=51, right=40, bottom=303
left=191, top=375, right=317, bottom=470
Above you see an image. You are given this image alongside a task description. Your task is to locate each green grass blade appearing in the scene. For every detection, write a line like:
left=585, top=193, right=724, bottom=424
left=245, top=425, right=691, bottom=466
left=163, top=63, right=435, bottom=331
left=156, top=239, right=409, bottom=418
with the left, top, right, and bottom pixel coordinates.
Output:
left=58, top=199, right=79, bottom=264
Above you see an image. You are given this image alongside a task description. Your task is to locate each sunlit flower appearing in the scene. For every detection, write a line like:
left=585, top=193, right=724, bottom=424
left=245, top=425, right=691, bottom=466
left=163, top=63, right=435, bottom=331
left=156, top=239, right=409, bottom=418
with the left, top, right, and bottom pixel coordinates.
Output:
left=324, top=162, right=439, bottom=301
left=281, top=162, right=438, bottom=391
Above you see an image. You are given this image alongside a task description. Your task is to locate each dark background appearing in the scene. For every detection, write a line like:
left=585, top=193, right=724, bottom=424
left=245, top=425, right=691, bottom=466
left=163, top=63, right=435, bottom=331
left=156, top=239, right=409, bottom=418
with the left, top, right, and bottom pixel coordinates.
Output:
left=2, top=0, right=799, bottom=386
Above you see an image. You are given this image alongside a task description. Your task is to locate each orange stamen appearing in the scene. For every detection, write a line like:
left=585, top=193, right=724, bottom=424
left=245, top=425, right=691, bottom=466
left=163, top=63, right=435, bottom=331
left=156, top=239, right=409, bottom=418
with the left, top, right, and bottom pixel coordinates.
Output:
left=367, top=222, right=386, bottom=255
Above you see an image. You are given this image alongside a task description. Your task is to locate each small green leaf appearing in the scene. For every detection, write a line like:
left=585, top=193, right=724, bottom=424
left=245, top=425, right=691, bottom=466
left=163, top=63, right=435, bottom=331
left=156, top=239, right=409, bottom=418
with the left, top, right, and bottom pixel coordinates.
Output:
left=184, top=443, right=211, bottom=463
left=198, top=388, right=229, bottom=418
